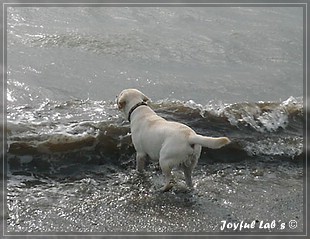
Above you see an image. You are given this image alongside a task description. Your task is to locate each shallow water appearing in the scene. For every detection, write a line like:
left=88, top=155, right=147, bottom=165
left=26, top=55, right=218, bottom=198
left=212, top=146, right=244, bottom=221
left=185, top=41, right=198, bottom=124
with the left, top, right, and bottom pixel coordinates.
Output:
left=4, top=6, right=305, bottom=234
left=6, top=158, right=304, bottom=233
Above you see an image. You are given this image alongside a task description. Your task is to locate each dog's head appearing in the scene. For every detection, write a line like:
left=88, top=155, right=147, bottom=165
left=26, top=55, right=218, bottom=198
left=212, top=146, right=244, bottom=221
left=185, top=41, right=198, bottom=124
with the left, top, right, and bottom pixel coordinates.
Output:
left=116, top=89, right=150, bottom=116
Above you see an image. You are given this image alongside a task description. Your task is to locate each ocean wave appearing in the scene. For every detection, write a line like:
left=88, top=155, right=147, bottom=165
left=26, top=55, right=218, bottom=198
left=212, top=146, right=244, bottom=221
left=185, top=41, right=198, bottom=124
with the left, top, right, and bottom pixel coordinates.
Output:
left=6, top=96, right=304, bottom=175
left=156, top=96, right=303, bottom=133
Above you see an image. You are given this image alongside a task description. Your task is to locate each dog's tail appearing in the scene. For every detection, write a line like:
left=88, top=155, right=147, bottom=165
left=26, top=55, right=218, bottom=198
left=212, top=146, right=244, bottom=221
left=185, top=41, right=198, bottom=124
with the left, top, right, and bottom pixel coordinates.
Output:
left=188, top=134, right=231, bottom=149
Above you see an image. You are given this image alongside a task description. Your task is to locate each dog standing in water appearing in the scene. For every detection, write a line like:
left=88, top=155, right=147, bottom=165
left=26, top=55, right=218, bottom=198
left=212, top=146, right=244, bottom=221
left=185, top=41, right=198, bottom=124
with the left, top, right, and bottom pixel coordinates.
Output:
left=117, top=89, right=231, bottom=192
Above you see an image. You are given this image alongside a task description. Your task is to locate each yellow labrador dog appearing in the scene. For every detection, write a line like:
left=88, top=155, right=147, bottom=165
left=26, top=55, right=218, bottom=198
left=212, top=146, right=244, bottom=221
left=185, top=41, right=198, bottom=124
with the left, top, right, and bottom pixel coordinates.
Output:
left=117, top=89, right=230, bottom=192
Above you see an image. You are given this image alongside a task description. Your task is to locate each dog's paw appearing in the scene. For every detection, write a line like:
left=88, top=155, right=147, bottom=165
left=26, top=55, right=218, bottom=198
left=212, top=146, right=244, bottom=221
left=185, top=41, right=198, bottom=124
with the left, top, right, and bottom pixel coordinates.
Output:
left=156, top=179, right=175, bottom=193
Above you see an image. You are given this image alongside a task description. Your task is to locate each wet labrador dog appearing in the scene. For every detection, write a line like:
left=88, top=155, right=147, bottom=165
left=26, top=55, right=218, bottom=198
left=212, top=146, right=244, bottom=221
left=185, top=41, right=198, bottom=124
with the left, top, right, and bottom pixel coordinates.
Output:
left=117, top=89, right=231, bottom=192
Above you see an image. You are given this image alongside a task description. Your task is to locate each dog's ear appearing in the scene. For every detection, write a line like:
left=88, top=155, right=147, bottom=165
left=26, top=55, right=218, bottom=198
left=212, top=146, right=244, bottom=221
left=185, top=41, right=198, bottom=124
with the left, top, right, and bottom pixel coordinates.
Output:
left=142, top=94, right=150, bottom=102
left=118, top=100, right=126, bottom=110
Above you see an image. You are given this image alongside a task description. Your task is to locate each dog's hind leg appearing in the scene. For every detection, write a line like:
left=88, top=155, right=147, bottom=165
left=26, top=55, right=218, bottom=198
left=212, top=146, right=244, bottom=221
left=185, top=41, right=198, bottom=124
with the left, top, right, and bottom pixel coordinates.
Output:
left=182, top=165, right=193, bottom=188
left=182, top=151, right=199, bottom=189
left=159, top=158, right=174, bottom=192
left=182, top=159, right=197, bottom=188
left=136, top=152, right=147, bottom=172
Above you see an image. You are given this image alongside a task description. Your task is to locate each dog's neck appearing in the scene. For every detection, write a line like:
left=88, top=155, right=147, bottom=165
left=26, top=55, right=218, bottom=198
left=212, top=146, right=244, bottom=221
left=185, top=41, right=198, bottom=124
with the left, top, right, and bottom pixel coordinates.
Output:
left=127, top=101, right=148, bottom=122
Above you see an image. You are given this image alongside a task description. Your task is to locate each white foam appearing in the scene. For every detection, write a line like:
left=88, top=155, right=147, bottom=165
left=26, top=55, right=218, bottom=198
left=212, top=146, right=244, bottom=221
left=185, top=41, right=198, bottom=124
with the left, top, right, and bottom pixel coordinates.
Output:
left=257, top=109, right=288, bottom=132
left=7, top=89, right=16, bottom=102
left=200, top=96, right=302, bottom=133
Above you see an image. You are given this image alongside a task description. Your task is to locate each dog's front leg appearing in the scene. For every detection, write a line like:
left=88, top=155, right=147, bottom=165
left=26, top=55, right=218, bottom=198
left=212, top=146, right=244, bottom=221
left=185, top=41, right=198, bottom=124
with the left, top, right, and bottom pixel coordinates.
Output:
left=136, top=152, right=146, bottom=172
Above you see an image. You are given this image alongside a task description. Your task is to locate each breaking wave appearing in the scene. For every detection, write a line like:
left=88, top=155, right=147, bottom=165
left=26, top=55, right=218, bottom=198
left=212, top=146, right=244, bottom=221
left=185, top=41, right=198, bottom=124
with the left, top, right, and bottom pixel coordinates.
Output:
left=5, top=96, right=304, bottom=176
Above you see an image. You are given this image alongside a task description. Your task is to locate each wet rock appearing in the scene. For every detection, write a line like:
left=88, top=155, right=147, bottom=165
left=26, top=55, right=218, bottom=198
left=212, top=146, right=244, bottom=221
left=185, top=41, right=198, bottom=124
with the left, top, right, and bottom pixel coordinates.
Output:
left=251, top=169, right=264, bottom=177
